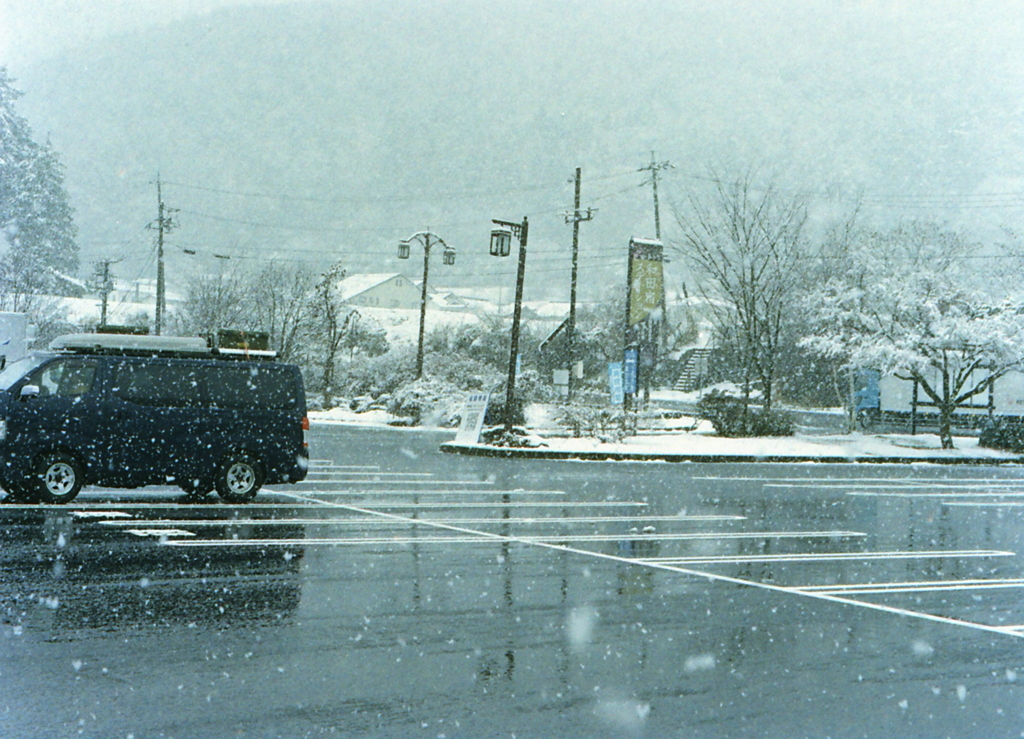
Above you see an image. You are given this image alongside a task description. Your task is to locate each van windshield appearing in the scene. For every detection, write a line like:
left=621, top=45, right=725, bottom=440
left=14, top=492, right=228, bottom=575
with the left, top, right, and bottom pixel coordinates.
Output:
left=0, top=354, right=54, bottom=391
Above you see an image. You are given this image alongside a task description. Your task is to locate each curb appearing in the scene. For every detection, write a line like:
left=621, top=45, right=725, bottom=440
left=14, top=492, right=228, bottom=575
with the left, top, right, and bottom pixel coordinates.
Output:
left=439, top=442, right=1024, bottom=466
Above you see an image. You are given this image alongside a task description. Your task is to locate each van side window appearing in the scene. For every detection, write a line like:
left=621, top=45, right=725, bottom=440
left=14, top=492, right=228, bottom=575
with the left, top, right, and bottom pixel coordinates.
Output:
left=26, top=359, right=98, bottom=398
left=112, top=362, right=203, bottom=407
left=205, top=366, right=297, bottom=409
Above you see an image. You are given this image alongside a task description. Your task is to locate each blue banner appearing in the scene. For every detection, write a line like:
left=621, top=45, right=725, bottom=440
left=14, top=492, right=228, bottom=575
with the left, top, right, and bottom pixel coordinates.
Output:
left=608, top=362, right=624, bottom=406
left=623, top=348, right=638, bottom=394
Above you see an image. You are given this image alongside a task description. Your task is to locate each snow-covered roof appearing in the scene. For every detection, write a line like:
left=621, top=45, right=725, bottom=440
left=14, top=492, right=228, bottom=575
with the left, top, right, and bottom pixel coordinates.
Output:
left=336, top=273, right=406, bottom=301
left=428, top=289, right=468, bottom=309
left=353, top=306, right=481, bottom=345
left=49, top=267, right=88, bottom=290
left=522, top=300, right=569, bottom=318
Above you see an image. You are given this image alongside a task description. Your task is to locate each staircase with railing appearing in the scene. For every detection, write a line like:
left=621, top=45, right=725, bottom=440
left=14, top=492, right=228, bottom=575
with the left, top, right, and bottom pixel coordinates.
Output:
left=673, top=347, right=712, bottom=392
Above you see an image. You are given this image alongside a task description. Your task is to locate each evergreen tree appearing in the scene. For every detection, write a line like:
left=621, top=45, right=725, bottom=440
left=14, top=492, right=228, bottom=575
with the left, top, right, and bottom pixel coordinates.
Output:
left=0, top=67, right=78, bottom=296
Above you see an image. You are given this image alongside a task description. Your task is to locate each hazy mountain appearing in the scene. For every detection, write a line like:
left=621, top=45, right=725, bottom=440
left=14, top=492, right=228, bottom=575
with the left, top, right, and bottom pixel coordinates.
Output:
left=10, top=0, right=1023, bottom=303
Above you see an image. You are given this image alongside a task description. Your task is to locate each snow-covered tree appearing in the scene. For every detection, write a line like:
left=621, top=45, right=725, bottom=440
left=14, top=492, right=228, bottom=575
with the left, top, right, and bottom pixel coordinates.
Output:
left=802, top=222, right=1024, bottom=448
left=672, top=170, right=808, bottom=411
left=0, top=68, right=78, bottom=296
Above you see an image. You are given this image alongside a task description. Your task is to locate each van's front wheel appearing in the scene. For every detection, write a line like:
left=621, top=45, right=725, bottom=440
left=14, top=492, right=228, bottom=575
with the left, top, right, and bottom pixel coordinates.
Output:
left=215, top=453, right=263, bottom=503
left=33, top=452, right=83, bottom=505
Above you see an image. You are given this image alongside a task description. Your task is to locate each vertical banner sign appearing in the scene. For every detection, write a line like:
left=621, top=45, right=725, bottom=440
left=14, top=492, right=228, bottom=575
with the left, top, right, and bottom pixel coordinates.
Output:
left=623, top=348, right=639, bottom=395
left=627, top=238, right=665, bottom=346
left=455, top=392, right=491, bottom=444
left=608, top=362, right=624, bottom=406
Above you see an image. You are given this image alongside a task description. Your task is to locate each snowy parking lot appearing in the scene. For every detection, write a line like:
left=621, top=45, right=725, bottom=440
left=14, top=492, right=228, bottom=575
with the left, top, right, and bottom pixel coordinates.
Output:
left=3, top=424, right=1024, bottom=737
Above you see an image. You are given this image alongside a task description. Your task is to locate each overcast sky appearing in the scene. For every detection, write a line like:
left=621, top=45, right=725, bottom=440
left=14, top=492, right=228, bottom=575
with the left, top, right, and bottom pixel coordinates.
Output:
left=4, top=0, right=1024, bottom=291
left=5, top=0, right=1022, bottom=68
left=0, top=0, right=291, bottom=66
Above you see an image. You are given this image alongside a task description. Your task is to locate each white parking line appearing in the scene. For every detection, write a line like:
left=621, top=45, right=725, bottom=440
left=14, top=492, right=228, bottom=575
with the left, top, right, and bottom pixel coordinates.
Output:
left=96, top=513, right=746, bottom=528
left=699, top=476, right=1024, bottom=485
left=796, top=578, right=1024, bottom=595
left=166, top=535, right=496, bottom=546
left=300, top=489, right=566, bottom=496
left=776, top=484, right=1024, bottom=492
left=943, top=501, right=1024, bottom=507
left=848, top=491, right=1024, bottom=499
left=127, top=528, right=196, bottom=537
left=159, top=528, right=864, bottom=544
left=297, top=479, right=493, bottom=486
left=161, top=530, right=864, bottom=547
left=308, top=462, right=379, bottom=467
left=70, top=510, right=133, bottom=518
left=303, top=472, right=435, bottom=478
left=639, top=550, right=1013, bottom=565
left=308, top=501, right=649, bottom=509
left=515, top=530, right=866, bottom=543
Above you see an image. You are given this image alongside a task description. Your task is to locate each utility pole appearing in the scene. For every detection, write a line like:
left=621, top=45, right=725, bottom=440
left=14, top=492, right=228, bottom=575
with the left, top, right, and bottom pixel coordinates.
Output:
left=636, top=153, right=672, bottom=407
left=91, top=258, right=121, bottom=328
left=563, top=167, right=595, bottom=398
left=147, top=174, right=178, bottom=335
left=638, top=151, right=672, bottom=239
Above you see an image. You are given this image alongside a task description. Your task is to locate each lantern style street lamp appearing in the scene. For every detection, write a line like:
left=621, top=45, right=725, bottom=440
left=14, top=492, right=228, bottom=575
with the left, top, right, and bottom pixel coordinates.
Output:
left=489, top=217, right=529, bottom=433
left=398, top=231, right=455, bottom=379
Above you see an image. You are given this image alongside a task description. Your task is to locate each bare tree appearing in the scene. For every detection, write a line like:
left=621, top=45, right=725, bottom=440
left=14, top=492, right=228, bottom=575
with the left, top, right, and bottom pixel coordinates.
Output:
left=673, top=171, right=808, bottom=411
left=310, top=262, right=357, bottom=398
left=249, top=263, right=316, bottom=362
left=169, top=269, right=256, bottom=337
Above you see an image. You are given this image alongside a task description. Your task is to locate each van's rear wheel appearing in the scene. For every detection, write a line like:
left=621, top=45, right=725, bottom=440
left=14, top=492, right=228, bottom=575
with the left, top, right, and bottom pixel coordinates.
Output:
left=33, top=452, right=83, bottom=505
left=215, top=453, right=263, bottom=503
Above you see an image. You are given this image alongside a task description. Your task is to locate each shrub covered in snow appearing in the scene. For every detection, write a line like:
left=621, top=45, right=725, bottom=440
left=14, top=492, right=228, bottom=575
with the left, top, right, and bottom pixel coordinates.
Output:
left=555, top=402, right=636, bottom=442
left=696, top=390, right=794, bottom=437
left=479, top=426, right=546, bottom=448
left=388, top=377, right=465, bottom=426
left=979, top=421, right=1024, bottom=453
left=332, top=347, right=417, bottom=401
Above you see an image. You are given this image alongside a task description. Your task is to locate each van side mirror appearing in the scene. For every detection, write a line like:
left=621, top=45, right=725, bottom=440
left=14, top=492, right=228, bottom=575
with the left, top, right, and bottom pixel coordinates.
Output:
left=19, top=384, right=40, bottom=400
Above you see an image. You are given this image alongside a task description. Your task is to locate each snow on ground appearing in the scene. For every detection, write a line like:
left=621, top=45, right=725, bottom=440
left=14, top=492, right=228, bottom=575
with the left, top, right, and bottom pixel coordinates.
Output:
left=528, top=429, right=1013, bottom=460
left=310, top=405, right=457, bottom=433
left=310, top=402, right=1018, bottom=460
left=313, top=406, right=400, bottom=426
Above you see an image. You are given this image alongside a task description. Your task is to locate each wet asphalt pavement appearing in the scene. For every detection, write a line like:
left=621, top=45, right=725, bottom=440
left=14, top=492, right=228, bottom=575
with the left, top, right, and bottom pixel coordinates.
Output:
left=3, top=424, right=1024, bottom=737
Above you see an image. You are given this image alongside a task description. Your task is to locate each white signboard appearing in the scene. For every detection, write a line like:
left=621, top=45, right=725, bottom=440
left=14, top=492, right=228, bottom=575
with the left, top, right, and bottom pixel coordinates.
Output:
left=878, top=368, right=1024, bottom=417
left=455, top=392, right=491, bottom=444
left=993, top=371, right=1024, bottom=417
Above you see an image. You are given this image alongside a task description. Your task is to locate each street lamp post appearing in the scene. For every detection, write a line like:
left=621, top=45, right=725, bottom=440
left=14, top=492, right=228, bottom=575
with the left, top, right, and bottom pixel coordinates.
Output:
left=489, top=217, right=529, bottom=434
left=398, top=231, right=455, bottom=379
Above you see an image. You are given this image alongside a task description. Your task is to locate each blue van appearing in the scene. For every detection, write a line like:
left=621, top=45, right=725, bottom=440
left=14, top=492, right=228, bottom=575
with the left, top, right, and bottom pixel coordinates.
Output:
left=0, top=334, right=309, bottom=504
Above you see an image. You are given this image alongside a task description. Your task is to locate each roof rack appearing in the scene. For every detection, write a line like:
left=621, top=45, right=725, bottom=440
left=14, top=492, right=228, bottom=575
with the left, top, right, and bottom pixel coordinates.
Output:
left=49, top=333, right=280, bottom=361
left=50, top=333, right=213, bottom=357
